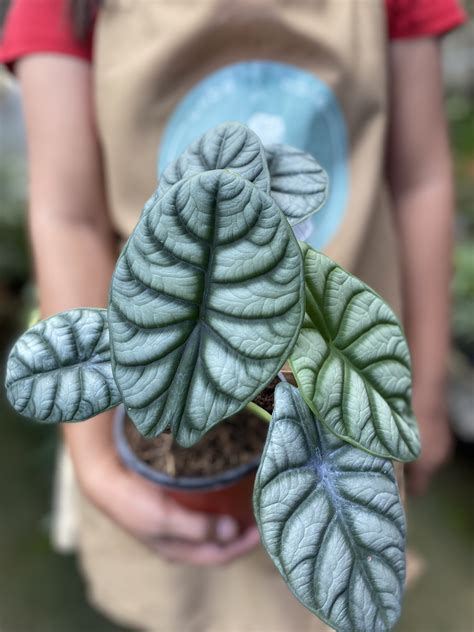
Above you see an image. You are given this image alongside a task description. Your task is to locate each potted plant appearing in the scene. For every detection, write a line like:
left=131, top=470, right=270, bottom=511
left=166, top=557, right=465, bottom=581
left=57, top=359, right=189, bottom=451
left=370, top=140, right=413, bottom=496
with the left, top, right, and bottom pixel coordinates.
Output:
left=114, top=388, right=272, bottom=528
left=5, top=122, right=420, bottom=632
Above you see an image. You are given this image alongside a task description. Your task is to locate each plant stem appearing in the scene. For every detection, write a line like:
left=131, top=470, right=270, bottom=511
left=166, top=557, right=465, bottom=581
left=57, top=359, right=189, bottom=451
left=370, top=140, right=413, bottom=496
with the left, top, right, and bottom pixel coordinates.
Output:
left=245, top=401, right=272, bottom=424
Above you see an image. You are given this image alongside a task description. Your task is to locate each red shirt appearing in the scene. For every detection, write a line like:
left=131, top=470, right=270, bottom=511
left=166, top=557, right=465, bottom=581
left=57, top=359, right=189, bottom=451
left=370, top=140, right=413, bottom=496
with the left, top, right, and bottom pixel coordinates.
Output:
left=0, top=0, right=467, bottom=67
left=0, top=0, right=93, bottom=67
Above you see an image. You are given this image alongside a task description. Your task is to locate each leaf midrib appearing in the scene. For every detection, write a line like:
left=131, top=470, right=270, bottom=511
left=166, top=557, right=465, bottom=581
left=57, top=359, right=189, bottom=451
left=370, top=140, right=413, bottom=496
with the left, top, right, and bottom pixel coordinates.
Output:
left=311, top=424, right=395, bottom=630
left=8, top=354, right=112, bottom=387
left=297, top=333, right=416, bottom=459
left=262, top=405, right=400, bottom=631
left=302, top=282, right=416, bottom=458
left=168, top=178, right=221, bottom=439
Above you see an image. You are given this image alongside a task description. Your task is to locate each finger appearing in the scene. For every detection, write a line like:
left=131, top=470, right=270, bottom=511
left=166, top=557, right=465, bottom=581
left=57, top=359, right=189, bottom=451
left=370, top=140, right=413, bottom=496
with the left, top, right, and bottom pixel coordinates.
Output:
left=158, top=497, right=239, bottom=543
left=152, top=525, right=261, bottom=566
left=216, top=524, right=261, bottom=562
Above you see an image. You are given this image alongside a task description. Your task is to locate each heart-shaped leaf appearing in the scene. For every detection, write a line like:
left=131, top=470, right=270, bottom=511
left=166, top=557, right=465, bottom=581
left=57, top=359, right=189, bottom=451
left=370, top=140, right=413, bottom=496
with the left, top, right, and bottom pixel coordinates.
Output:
left=109, top=170, right=304, bottom=447
left=158, top=122, right=270, bottom=197
left=5, top=308, right=121, bottom=422
left=254, top=383, right=406, bottom=632
left=265, top=144, right=329, bottom=225
left=290, top=245, right=420, bottom=461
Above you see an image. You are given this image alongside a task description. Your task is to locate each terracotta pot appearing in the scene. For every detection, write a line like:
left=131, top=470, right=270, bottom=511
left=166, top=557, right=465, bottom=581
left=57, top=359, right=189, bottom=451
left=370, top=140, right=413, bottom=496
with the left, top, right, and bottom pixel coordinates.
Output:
left=114, top=406, right=260, bottom=529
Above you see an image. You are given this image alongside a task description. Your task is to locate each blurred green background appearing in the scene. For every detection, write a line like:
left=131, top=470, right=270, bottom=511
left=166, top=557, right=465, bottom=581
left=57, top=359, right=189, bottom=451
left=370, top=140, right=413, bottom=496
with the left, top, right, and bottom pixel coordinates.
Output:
left=0, top=17, right=473, bottom=632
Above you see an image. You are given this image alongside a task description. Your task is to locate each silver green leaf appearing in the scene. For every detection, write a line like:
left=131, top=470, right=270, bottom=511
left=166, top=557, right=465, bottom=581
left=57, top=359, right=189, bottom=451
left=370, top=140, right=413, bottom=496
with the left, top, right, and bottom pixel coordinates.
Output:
left=109, top=170, right=304, bottom=447
left=254, top=383, right=406, bottom=632
left=290, top=245, right=420, bottom=462
left=5, top=308, right=121, bottom=422
left=157, top=122, right=270, bottom=197
left=265, top=144, right=329, bottom=225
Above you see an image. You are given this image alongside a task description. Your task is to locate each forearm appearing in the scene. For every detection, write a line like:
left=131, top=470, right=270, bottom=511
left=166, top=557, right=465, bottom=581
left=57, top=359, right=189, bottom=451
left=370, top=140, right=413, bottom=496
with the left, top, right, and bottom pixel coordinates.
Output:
left=391, top=167, right=455, bottom=492
left=30, top=215, right=116, bottom=315
left=18, top=55, right=121, bottom=485
left=388, top=38, right=454, bottom=399
left=30, top=215, right=118, bottom=486
left=393, top=179, right=454, bottom=396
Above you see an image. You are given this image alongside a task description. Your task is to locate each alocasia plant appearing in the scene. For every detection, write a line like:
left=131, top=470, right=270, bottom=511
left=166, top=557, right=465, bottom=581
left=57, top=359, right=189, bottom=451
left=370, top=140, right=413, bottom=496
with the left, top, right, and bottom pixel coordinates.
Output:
left=5, top=121, right=420, bottom=632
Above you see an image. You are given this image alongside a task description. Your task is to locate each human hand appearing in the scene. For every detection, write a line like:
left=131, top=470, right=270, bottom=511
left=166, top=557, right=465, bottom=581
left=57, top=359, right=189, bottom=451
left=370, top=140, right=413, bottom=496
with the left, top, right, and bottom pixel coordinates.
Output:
left=80, top=450, right=260, bottom=565
left=406, top=386, right=454, bottom=495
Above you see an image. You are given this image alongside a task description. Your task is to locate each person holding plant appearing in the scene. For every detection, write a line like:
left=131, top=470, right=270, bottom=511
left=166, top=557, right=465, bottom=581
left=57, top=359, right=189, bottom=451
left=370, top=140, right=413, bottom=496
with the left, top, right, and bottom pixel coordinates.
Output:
left=0, top=0, right=466, bottom=630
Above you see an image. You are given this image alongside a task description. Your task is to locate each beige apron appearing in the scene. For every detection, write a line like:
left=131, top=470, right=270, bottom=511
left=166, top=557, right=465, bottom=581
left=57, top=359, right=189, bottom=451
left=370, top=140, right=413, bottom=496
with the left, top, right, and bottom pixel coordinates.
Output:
left=74, top=1, right=404, bottom=630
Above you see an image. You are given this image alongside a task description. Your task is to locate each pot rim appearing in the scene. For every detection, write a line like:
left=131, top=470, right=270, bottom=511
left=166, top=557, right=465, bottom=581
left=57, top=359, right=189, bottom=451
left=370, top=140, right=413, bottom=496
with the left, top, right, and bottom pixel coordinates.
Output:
left=114, top=406, right=262, bottom=492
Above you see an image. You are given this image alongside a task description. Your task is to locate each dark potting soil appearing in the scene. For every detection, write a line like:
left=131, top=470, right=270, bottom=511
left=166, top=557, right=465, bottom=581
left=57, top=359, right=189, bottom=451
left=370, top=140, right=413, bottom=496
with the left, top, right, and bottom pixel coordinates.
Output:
left=125, top=379, right=278, bottom=478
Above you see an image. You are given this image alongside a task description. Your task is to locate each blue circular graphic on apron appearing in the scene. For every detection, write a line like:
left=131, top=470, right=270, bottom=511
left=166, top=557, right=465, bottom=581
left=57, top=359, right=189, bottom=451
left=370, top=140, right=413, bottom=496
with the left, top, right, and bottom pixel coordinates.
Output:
left=159, top=61, right=348, bottom=249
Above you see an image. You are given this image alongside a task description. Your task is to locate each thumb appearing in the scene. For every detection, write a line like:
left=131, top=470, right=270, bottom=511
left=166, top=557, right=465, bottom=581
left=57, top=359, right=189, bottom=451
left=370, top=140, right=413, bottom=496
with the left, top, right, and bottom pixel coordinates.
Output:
left=158, top=497, right=239, bottom=543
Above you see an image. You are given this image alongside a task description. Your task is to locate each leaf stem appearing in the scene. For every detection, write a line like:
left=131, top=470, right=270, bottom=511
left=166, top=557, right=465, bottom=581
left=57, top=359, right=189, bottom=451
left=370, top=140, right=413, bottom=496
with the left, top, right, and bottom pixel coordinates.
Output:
left=245, top=401, right=272, bottom=424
